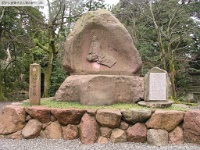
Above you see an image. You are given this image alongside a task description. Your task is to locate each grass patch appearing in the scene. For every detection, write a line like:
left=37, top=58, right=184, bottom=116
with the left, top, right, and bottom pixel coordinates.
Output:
left=22, top=98, right=190, bottom=111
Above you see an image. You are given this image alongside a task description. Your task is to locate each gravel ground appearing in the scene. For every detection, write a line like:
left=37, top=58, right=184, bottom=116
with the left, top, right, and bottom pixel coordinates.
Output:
left=0, top=139, right=200, bottom=150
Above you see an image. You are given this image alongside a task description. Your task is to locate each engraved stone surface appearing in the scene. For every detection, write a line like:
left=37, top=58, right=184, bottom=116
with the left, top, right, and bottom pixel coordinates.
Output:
left=149, top=73, right=166, bottom=100
left=62, top=9, right=142, bottom=75
left=29, top=63, right=41, bottom=105
left=144, top=67, right=172, bottom=101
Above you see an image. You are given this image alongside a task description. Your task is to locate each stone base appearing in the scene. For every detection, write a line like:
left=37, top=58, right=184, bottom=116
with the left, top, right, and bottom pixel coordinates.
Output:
left=138, top=100, right=173, bottom=108
left=55, top=75, right=143, bottom=106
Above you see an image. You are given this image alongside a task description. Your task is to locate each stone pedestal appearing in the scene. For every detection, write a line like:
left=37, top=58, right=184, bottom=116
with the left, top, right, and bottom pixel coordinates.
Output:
left=55, top=75, right=144, bottom=105
left=29, top=63, right=41, bottom=105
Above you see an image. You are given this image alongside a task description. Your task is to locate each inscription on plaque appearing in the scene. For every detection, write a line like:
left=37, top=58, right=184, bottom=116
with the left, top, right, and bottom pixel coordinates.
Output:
left=149, top=73, right=166, bottom=101
left=29, top=63, right=41, bottom=105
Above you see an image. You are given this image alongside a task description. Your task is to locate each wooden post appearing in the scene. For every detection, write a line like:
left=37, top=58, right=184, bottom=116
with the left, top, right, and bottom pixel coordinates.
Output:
left=29, top=63, right=41, bottom=105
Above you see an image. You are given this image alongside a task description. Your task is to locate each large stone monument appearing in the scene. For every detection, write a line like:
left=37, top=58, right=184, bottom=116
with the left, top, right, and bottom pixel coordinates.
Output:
left=138, top=67, right=173, bottom=108
left=55, top=9, right=143, bottom=105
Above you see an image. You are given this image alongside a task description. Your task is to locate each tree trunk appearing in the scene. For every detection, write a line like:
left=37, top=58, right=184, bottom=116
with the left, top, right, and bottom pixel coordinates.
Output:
left=43, top=51, right=53, bottom=98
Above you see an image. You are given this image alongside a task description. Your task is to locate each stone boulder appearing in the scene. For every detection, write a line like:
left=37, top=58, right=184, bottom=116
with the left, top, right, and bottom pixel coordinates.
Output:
left=43, top=121, right=62, bottom=139
left=120, top=121, right=129, bottom=130
left=126, top=123, right=147, bottom=143
left=110, top=128, right=127, bottom=143
left=183, top=110, right=200, bottom=144
left=169, top=126, right=184, bottom=144
left=122, top=109, right=152, bottom=124
left=22, top=119, right=42, bottom=139
left=51, top=108, right=86, bottom=125
left=96, top=109, right=121, bottom=128
left=0, top=105, right=26, bottom=134
left=62, top=124, right=79, bottom=140
left=26, top=106, right=51, bottom=123
left=99, top=127, right=112, bottom=138
left=147, top=129, right=169, bottom=146
left=80, top=113, right=98, bottom=144
left=145, top=110, right=184, bottom=132
left=62, top=9, right=142, bottom=75
left=97, top=136, right=109, bottom=144
left=5, top=130, right=22, bottom=139
left=55, top=75, right=144, bottom=105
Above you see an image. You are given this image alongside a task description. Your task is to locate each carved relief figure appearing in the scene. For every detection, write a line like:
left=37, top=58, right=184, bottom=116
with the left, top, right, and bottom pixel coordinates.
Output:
left=87, top=36, right=116, bottom=68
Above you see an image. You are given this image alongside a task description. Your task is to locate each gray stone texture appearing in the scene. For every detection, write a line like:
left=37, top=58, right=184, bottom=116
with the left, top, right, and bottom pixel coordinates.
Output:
left=147, top=129, right=169, bottom=146
left=55, top=75, right=144, bottom=105
left=122, top=109, right=152, bottom=124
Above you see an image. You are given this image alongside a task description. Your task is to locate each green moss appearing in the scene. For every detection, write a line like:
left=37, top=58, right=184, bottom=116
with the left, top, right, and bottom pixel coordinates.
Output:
left=22, top=98, right=189, bottom=111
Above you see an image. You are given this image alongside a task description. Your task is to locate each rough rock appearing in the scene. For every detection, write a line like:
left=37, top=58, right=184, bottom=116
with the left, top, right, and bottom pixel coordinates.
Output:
left=62, top=124, right=79, bottom=140
left=110, top=128, right=127, bottom=143
left=97, top=136, right=109, bottom=144
left=120, top=121, right=129, bottom=130
left=183, top=110, right=200, bottom=144
left=51, top=108, right=86, bottom=125
left=44, top=121, right=62, bottom=139
left=169, top=126, right=184, bottom=144
left=122, top=109, right=151, bottom=124
left=55, top=75, right=144, bottom=105
left=22, top=119, right=42, bottom=139
left=147, top=129, right=169, bottom=146
left=145, top=110, right=184, bottom=132
left=62, top=9, right=142, bottom=75
left=126, top=123, right=147, bottom=143
left=5, top=130, right=22, bottom=139
left=26, top=106, right=51, bottom=123
left=99, top=127, right=112, bottom=138
left=0, top=105, right=26, bottom=134
left=96, top=109, right=122, bottom=128
left=80, top=113, right=98, bottom=144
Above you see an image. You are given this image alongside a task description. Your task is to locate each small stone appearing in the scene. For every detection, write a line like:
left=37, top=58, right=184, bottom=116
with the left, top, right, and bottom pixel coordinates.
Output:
left=26, top=106, right=51, bottom=123
left=146, top=110, right=184, bottom=132
left=26, top=115, right=32, bottom=122
left=96, top=109, right=122, bottom=128
left=44, top=121, right=62, bottom=139
left=5, top=130, right=22, bottom=139
left=100, top=127, right=112, bottom=138
left=39, top=130, right=47, bottom=138
left=80, top=113, right=98, bottom=144
left=110, top=128, right=127, bottom=143
left=127, top=123, right=147, bottom=143
left=122, top=109, right=151, bottom=124
left=0, top=105, right=26, bottom=135
left=120, top=121, right=129, bottom=130
left=183, top=110, right=200, bottom=144
left=62, top=124, right=79, bottom=140
left=147, top=129, right=169, bottom=146
left=22, top=119, right=42, bottom=139
left=169, top=126, right=184, bottom=144
left=97, top=136, right=109, bottom=144
left=42, top=122, right=51, bottom=129
left=50, top=115, right=56, bottom=122
left=51, top=108, right=86, bottom=125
